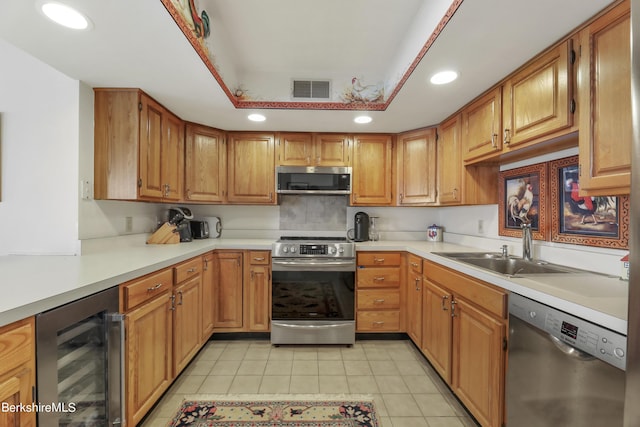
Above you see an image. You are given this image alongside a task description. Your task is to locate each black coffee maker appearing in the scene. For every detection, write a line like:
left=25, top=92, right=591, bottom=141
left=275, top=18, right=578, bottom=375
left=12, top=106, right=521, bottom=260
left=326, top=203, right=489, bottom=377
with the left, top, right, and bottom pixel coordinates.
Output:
left=352, top=211, right=370, bottom=242
left=168, top=207, right=194, bottom=242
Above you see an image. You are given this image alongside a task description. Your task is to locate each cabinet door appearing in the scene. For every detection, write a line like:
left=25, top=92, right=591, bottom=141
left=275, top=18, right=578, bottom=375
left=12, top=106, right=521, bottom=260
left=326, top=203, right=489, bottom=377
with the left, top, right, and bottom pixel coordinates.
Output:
left=246, top=265, right=271, bottom=331
left=162, top=111, right=184, bottom=201
left=277, top=132, right=313, bottom=166
left=214, top=252, right=244, bottom=328
left=126, top=292, right=173, bottom=427
left=314, top=134, right=351, bottom=166
left=503, top=41, right=572, bottom=148
left=421, top=278, right=453, bottom=383
left=173, top=275, right=202, bottom=375
left=227, top=133, right=276, bottom=204
left=397, top=129, right=437, bottom=205
left=185, top=124, right=227, bottom=203
left=462, top=87, right=502, bottom=162
left=452, top=298, right=506, bottom=427
left=437, top=115, right=463, bottom=204
left=578, top=1, right=631, bottom=194
left=138, top=94, right=165, bottom=199
left=201, top=253, right=215, bottom=343
left=351, top=134, right=393, bottom=205
left=0, top=368, right=35, bottom=427
left=406, top=269, right=422, bottom=344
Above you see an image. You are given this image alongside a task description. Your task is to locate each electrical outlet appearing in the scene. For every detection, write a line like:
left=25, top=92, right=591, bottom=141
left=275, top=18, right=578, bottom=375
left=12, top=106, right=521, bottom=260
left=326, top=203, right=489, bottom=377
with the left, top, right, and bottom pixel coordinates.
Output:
left=80, top=179, right=92, bottom=200
left=477, top=219, right=484, bottom=234
left=125, top=216, right=133, bottom=233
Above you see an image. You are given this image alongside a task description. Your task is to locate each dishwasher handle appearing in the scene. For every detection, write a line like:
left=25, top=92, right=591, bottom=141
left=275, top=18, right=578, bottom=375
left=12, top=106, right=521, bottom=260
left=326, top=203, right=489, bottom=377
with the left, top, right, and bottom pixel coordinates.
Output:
left=548, top=334, right=595, bottom=361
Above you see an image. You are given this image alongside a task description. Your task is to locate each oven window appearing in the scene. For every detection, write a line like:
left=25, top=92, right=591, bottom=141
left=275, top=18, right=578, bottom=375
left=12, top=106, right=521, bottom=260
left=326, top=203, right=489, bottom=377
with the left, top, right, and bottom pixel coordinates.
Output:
left=272, top=271, right=354, bottom=321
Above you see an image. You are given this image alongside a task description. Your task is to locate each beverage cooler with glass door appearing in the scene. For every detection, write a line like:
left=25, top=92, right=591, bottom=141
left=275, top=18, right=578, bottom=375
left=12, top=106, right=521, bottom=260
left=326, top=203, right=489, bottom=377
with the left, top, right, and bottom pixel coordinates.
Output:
left=36, top=286, right=124, bottom=427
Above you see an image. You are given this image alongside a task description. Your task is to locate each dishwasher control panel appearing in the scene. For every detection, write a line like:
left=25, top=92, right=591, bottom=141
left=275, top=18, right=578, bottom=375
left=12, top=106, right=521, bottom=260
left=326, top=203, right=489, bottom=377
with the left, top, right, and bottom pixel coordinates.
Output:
left=509, top=293, right=627, bottom=371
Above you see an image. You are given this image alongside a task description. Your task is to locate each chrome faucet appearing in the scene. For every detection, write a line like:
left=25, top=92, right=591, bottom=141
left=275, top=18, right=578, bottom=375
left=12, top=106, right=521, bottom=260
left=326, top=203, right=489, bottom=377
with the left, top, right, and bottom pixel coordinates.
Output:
left=522, top=223, right=533, bottom=261
left=501, top=245, right=509, bottom=259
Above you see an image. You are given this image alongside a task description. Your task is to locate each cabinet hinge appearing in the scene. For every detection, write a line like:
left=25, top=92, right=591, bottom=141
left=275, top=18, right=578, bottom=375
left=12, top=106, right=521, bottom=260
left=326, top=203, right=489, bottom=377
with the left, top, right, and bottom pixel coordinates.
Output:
left=570, top=99, right=576, bottom=114
left=570, top=49, right=576, bottom=65
left=503, top=337, right=508, bottom=351
left=32, top=385, right=36, bottom=401
left=578, top=164, right=582, bottom=177
left=138, top=102, right=142, bottom=111
left=435, top=130, right=439, bottom=142
left=137, top=178, right=142, bottom=188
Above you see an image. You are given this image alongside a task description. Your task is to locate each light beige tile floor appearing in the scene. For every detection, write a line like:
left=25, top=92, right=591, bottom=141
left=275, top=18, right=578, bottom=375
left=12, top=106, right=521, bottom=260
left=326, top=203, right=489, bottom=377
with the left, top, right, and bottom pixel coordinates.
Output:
left=140, top=339, right=479, bottom=427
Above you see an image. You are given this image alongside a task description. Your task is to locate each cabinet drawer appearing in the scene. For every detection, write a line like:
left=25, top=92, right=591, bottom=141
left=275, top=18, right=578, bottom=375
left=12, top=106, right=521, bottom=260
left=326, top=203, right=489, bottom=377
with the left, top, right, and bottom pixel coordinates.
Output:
left=174, top=257, right=202, bottom=284
left=408, top=254, right=423, bottom=274
left=248, top=251, right=270, bottom=265
left=0, top=317, right=34, bottom=373
left=121, top=269, right=173, bottom=311
left=357, top=267, right=400, bottom=288
left=357, top=252, right=401, bottom=266
left=357, top=289, right=400, bottom=309
left=357, top=311, right=400, bottom=331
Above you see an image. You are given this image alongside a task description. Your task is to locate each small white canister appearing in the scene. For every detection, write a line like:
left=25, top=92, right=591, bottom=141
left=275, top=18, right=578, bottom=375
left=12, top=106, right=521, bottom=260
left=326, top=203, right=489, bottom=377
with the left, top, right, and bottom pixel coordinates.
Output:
left=427, top=224, right=443, bottom=242
left=621, top=254, right=629, bottom=281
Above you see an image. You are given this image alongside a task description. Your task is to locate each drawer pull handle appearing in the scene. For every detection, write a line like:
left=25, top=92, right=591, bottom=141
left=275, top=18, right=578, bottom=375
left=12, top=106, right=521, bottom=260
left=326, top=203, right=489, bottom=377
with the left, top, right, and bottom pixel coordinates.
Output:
left=374, top=276, right=385, bottom=282
left=253, top=257, right=265, bottom=261
left=373, top=299, right=386, bottom=304
left=411, top=262, right=419, bottom=268
left=187, top=268, right=197, bottom=273
left=373, top=321, right=385, bottom=325
left=414, top=277, right=421, bottom=291
left=374, top=258, right=385, bottom=263
left=177, top=290, right=184, bottom=306
left=441, top=295, right=449, bottom=311
left=147, top=283, right=163, bottom=292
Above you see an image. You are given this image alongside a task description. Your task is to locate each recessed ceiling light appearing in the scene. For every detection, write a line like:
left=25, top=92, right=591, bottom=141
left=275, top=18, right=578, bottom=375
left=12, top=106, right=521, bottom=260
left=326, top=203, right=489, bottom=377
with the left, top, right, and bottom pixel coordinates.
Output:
left=37, top=1, right=92, bottom=30
left=354, top=115, right=372, bottom=124
left=430, top=70, right=458, bottom=85
left=248, top=113, right=266, bottom=122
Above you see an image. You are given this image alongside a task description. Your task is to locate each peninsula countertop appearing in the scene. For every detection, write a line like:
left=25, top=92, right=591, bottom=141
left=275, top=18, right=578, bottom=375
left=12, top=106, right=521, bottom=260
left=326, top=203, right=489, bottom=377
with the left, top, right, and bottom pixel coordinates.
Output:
left=0, top=237, right=628, bottom=335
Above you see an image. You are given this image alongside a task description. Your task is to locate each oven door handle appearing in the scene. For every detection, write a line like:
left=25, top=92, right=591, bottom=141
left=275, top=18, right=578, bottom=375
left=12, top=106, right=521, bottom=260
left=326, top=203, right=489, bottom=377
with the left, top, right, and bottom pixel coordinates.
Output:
left=271, top=258, right=356, bottom=271
left=273, top=322, right=352, bottom=330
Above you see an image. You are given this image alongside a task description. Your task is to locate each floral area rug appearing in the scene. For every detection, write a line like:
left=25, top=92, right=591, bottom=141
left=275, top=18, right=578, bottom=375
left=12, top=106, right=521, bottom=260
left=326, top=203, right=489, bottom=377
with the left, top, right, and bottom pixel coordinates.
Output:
left=169, top=395, right=378, bottom=427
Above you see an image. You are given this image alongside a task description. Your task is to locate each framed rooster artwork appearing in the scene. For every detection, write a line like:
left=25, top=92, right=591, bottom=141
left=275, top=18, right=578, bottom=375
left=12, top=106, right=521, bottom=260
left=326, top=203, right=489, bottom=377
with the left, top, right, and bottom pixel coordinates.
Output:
left=498, top=162, right=548, bottom=240
left=550, top=156, right=629, bottom=249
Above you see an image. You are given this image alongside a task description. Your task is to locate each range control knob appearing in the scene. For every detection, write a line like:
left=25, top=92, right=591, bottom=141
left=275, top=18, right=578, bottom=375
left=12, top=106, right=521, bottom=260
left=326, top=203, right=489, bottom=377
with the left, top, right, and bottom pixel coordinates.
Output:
left=282, top=246, right=289, bottom=253
left=329, top=247, right=337, bottom=254
left=615, top=348, right=625, bottom=358
left=290, top=246, right=297, bottom=253
left=529, top=311, right=537, bottom=319
left=338, top=247, right=345, bottom=253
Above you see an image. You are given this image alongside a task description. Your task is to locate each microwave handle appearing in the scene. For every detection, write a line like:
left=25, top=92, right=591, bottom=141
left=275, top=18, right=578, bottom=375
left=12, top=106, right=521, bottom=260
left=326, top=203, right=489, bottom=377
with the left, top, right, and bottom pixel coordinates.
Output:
left=106, top=313, right=125, bottom=426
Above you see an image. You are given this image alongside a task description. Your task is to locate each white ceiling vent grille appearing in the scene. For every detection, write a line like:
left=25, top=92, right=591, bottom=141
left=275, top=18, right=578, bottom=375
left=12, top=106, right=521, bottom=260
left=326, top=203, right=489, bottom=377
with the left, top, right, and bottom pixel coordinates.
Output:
left=292, top=79, right=331, bottom=100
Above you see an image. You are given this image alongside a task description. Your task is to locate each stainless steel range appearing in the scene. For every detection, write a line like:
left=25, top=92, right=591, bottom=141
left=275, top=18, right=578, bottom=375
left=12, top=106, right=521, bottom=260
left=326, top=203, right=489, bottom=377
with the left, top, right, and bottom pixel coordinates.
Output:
left=271, top=236, right=356, bottom=345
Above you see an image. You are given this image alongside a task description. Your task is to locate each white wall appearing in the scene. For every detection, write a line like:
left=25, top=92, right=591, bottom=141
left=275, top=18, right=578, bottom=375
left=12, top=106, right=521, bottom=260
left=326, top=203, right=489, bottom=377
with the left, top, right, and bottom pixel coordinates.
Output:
left=0, top=40, right=80, bottom=255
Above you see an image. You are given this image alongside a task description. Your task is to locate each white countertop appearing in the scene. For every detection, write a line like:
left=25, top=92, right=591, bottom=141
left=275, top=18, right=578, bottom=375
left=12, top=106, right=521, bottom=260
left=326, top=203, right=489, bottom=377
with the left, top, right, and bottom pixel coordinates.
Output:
left=0, top=237, right=628, bottom=335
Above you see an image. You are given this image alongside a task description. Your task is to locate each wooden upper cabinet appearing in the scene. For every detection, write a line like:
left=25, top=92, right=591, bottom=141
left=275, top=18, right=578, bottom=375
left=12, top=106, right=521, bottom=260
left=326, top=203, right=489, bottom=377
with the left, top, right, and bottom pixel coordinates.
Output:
left=314, top=134, right=351, bottom=166
left=184, top=123, right=227, bottom=203
left=396, top=128, right=437, bottom=206
left=94, top=89, right=184, bottom=201
left=227, top=132, right=276, bottom=204
left=351, top=134, right=393, bottom=206
left=276, top=133, right=351, bottom=166
left=503, top=40, right=573, bottom=149
left=437, top=116, right=463, bottom=205
left=462, top=87, right=502, bottom=162
left=578, top=0, right=631, bottom=195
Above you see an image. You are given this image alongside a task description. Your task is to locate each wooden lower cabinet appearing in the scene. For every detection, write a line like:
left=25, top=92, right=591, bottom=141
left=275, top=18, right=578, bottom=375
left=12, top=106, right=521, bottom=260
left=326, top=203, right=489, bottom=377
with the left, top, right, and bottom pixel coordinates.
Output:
left=125, top=290, right=173, bottom=427
left=245, top=251, right=271, bottom=332
left=452, top=298, right=506, bottom=427
left=201, top=252, right=215, bottom=342
left=356, top=252, right=403, bottom=332
left=173, top=275, right=202, bottom=375
left=406, top=254, right=423, bottom=344
left=419, top=260, right=507, bottom=427
left=213, top=251, right=244, bottom=329
left=0, top=317, right=36, bottom=427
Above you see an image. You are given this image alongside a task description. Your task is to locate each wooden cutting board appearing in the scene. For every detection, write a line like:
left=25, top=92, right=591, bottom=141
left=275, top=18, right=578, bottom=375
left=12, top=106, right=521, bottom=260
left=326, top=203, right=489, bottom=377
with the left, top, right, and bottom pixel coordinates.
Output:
left=146, top=223, right=180, bottom=244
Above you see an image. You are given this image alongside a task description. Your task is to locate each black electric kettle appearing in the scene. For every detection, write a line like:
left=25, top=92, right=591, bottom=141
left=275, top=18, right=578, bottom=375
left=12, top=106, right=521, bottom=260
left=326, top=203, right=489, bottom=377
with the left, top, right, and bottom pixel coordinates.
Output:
left=348, top=211, right=370, bottom=242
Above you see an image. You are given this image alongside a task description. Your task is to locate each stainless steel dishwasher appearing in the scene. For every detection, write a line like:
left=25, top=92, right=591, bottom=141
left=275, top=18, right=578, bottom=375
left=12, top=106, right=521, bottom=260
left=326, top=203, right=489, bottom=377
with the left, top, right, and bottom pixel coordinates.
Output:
left=507, top=293, right=626, bottom=426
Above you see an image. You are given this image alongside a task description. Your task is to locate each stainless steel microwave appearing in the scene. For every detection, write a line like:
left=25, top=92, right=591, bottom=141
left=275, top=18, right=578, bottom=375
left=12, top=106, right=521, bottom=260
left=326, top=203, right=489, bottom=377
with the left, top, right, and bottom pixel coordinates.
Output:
left=276, top=166, right=351, bottom=195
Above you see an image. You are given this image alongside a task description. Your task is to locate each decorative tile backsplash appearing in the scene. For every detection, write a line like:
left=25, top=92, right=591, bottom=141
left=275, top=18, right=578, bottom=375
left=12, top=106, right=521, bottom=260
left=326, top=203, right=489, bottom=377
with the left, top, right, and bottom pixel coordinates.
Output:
left=279, top=195, right=347, bottom=231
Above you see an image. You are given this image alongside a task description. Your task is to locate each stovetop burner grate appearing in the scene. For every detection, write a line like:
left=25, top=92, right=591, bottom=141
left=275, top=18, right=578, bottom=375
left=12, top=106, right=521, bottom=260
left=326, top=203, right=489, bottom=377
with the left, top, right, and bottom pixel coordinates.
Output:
left=279, top=236, right=347, bottom=242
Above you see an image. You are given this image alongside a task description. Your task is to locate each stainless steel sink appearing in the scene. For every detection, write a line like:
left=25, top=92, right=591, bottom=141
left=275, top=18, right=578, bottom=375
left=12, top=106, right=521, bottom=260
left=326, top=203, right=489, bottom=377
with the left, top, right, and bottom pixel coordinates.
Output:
left=432, top=252, right=583, bottom=276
